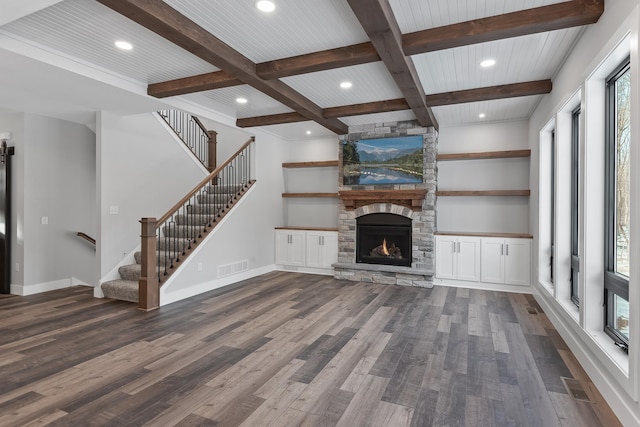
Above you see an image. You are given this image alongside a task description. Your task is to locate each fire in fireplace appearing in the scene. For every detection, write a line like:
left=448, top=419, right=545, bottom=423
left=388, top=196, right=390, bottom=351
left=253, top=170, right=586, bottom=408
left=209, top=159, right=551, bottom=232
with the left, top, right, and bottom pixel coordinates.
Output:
left=356, top=213, right=411, bottom=267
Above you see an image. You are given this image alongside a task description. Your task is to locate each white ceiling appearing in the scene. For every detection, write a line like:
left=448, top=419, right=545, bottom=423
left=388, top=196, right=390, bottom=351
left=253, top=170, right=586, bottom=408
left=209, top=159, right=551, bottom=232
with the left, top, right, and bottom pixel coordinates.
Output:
left=0, top=0, right=587, bottom=140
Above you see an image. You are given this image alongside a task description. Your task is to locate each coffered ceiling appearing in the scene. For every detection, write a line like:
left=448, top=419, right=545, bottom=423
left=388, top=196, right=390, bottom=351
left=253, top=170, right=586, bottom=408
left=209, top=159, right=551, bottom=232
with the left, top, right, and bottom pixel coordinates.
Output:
left=0, top=0, right=603, bottom=139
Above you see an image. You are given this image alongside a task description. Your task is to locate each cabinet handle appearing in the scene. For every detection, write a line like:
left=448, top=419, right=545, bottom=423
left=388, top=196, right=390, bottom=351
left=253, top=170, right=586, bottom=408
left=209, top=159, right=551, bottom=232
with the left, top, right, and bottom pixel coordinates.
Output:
left=501, top=244, right=504, bottom=256
left=457, top=242, right=460, bottom=253
left=506, top=244, right=509, bottom=256
left=452, top=244, right=456, bottom=254
left=322, top=236, right=325, bottom=245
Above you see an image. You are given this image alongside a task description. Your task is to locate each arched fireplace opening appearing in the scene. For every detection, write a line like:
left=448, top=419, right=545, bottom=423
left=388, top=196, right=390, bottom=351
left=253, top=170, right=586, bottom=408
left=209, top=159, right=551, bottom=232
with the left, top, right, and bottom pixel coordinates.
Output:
left=356, top=213, right=411, bottom=267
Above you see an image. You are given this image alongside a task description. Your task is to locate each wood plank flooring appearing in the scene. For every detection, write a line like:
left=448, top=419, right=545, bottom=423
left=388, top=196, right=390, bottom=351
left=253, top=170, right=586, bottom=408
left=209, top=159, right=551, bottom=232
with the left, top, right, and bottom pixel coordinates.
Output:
left=0, top=272, right=621, bottom=426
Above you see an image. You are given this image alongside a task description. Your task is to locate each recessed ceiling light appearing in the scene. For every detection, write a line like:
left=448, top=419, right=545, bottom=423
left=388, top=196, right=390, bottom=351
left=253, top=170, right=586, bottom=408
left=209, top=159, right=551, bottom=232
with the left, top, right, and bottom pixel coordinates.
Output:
left=479, top=113, right=486, bottom=118
left=256, top=1, right=275, bottom=12
left=236, top=97, right=248, bottom=104
left=480, top=59, right=496, bottom=68
left=340, top=81, right=353, bottom=89
left=115, top=40, right=133, bottom=51
left=306, top=130, right=311, bottom=135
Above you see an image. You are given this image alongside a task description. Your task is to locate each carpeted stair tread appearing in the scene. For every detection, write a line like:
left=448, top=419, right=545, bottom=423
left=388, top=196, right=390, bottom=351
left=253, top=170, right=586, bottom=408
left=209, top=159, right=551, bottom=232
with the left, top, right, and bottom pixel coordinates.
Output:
left=205, top=184, right=244, bottom=194
left=101, top=280, right=138, bottom=303
left=186, top=204, right=228, bottom=214
left=157, top=237, right=189, bottom=251
left=118, top=264, right=141, bottom=281
left=134, top=250, right=175, bottom=266
left=162, top=224, right=210, bottom=239
left=174, top=214, right=218, bottom=225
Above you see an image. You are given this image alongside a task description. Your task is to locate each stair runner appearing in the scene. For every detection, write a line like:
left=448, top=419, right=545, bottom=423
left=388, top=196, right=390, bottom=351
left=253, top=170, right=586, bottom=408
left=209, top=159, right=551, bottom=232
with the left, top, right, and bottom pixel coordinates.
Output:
left=100, top=184, right=243, bottom=303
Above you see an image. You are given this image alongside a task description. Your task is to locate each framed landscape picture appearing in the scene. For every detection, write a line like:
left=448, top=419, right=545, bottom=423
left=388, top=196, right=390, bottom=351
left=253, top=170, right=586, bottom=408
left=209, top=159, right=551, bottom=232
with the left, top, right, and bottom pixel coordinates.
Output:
left=342, top=135, right=423, bottom=185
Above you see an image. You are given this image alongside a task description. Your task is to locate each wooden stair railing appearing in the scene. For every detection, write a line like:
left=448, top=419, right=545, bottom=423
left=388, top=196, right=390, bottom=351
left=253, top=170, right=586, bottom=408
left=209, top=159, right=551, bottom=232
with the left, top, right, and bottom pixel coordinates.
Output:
left=138, top=137, right=255, bottom=311
left=76, top=232, right=96, bottom=248
left=158, top=110, right=217, bottom=171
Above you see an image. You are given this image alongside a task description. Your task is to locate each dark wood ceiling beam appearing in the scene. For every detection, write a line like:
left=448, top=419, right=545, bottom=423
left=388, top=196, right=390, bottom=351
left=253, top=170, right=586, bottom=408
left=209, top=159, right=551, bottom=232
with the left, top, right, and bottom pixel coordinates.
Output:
left=256, top=42, right=379, bottom=80
left=148, top=71, right=242, bottom=98
left=236, top=80, right=552, bottom=127
left=425, top=80, right=552, bottom=106
left=347, top=0, right=438, bottom=129
left=96, top=0, right=348, bottom=134
left=403, top=0, right=604, bottom=55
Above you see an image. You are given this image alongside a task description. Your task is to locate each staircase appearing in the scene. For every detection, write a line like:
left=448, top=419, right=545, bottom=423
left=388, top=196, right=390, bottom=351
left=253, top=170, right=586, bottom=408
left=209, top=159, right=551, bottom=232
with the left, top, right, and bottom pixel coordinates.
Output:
left=100, top=183, right=246, bottom=303
left=100, top=110, right=255, bottom=309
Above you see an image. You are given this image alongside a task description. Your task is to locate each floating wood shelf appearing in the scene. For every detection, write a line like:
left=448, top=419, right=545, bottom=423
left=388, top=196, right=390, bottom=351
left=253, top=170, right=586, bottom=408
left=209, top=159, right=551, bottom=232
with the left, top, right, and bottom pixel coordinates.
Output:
left=339, top=189, right=426, bottom=211
left=282, top=192, right=339, bottom=198
left=437, top=149, right=531, bottom=161
left=275, top=226, right=338, bottom=232
left=436, top=231, right=533, bottom=239
left=282, top=160, right=339, bottom=168
left=436, top=190, right=530, bottom=197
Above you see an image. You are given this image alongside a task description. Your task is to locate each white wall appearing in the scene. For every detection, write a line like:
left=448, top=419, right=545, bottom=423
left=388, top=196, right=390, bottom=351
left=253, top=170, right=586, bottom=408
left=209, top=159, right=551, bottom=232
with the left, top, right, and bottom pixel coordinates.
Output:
left=529, top=0, right=640, bottom=425
left=161, top=129, right=287, bottom=303
left=23, top=114, right=96, bottom=287
left=437, top=121, right=530, bottom=234
left=97, top=111, right=207, bottom=281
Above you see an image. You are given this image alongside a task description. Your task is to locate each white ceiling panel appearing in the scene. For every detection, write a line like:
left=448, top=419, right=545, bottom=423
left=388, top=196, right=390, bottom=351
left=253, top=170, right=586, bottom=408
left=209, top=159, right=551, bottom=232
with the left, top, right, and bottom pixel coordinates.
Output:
left=165, top=0, right=369, bottom=63
left=282, top=62, right=404, bottom=108
left=184, top=85, right=294, bottom=119
left=413, top=28, right=583, bottom=94
left=0, top=0, right=218, bottom=84
left=342, top=110, right=417, bottom=127
left=390, top=0, right=568, bottom=33
left=433, top=95, right=542, bottom=126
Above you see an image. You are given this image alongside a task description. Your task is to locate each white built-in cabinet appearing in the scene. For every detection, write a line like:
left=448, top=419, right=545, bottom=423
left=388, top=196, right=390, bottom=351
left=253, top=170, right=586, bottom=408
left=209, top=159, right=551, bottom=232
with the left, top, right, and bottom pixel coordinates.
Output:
left=275, top=228, right=338, bottom=271
left=480, top=238, right=531, bottom=286
left=275, top=229, right=306, bottom=266
left=305, top=231, right=339, bottom=269
left=435, top=236, right=480, bottom=282
left=435, top=234, right=531, bottom=287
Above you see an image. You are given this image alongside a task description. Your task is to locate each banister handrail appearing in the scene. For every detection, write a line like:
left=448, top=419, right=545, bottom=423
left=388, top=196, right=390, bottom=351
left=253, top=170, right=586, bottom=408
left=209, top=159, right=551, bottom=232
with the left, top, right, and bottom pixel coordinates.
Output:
left=76, top=232, right=96, bottom=246
left=157, top=137, right=254, bottom=225
left=192, top=116, right=209, bottom=135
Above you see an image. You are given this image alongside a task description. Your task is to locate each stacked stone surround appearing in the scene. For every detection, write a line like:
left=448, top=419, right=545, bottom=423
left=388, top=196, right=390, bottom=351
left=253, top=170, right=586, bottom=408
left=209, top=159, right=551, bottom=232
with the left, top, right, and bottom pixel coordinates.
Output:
left=333, top=120, right=437, bottom=288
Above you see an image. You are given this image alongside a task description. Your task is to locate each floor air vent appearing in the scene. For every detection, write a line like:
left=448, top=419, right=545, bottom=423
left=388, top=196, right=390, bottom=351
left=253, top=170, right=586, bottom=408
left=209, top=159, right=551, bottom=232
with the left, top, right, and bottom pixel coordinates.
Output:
left=561, top=377, right=592, bottom=402
left=218, top=260, right=248, bottom=278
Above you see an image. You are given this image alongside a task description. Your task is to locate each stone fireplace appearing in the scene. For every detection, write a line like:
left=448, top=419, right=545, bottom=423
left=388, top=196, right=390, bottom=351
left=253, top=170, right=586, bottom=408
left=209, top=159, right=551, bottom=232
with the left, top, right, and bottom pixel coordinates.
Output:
left=333, top=121, right=437, bottom=288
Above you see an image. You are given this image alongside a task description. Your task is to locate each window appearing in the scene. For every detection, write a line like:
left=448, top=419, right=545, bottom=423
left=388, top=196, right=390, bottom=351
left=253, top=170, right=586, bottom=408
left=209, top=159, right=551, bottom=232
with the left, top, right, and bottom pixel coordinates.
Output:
left=571, top=108, right=580, bottom=306
left=604, top=58, right=630, bottom=350
left=550, top=130, right=555, bottom=284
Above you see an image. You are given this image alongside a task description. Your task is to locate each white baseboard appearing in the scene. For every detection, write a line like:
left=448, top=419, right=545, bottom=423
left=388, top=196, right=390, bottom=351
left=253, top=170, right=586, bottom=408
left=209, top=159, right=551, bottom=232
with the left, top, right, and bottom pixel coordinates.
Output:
left=276, top=265, right=334, bottom=276
left=434, top=278, right=532, bottom=294
left=160, top=264, right=276, bottom=306
left=11, top=278, right=72, bottom=296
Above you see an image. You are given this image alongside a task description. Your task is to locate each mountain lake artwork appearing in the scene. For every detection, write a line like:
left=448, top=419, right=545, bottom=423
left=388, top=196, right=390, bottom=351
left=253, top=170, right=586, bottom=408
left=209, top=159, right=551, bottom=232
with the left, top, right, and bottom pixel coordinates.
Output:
left=342, top=135, right=423, bottom=185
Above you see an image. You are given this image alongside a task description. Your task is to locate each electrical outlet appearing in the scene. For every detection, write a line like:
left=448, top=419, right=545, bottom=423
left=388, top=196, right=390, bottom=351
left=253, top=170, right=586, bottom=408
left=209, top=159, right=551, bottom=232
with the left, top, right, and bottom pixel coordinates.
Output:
left=197, top=262, right=203, bottom=271
left=41, top=216, right=48, bottom=225
left=15, top=262, right=19, bottom=272
left=109, top=206, right=119, bottom=214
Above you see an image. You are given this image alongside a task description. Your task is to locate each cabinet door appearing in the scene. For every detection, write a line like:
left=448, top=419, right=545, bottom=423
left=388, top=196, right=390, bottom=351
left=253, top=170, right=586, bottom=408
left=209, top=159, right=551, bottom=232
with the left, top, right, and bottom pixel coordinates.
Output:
left=504, top=239, right=531, bottom=286
left=435, top=236, right=457, bottom=280
left=457, top=237, right=480, bottom=282
left=481, top=238, right=505, bottom=284
left=320, top=232, right=338, bottom=268
left=275, top=230, right=306, bottom=266
left=289, top=231, right=306, bottom=266
left=305, top=232, right=324, bottom=268
left=275, top=231, right=291, bottom=265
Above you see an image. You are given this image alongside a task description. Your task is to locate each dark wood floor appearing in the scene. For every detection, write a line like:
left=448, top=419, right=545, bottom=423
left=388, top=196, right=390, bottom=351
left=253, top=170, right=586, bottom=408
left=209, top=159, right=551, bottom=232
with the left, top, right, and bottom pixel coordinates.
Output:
left=0, top=271, right=620, bottom=426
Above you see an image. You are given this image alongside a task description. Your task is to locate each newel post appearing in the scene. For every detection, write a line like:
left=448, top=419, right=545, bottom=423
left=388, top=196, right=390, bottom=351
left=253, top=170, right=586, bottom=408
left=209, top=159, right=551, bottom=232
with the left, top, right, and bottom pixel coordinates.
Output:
left=207, top=130, right=217, bottom=174
left=139, top=218, right=159, bottom=311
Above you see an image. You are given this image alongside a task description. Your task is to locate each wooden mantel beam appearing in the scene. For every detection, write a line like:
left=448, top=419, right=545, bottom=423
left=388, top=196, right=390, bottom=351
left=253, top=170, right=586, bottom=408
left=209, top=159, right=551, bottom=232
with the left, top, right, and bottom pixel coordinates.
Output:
left=347, top=0, right=437, bottom=129
left=96, top=0, right=348, bottom=135
left=147, top=0, right=601, bottom=98
left=236, top=80, right=552, bottom=128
